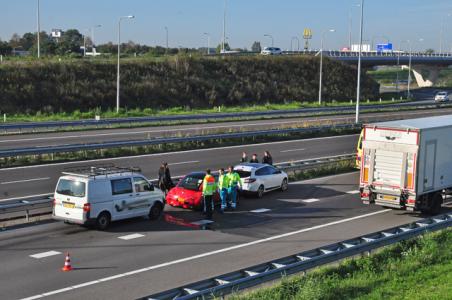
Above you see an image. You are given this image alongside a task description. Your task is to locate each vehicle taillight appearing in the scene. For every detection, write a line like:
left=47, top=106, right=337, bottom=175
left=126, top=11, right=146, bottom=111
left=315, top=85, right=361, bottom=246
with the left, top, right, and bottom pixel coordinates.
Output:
left=405, top=153, right=415, bottom=189
left=244, top=178, right=256, bottom=183
left=362, top=150, right=371, bottom=183
left=83, top=203, right=91, bottom=212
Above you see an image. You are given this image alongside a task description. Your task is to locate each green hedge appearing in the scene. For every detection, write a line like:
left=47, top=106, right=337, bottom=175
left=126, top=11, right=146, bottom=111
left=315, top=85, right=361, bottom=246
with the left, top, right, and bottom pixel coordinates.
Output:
left=0, top=56, right=379, bottom=114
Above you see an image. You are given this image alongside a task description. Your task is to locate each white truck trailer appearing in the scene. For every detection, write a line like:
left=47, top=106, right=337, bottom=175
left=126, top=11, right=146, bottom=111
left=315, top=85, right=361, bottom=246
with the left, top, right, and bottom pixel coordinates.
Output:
left=359, top=115, right=452, bottom=214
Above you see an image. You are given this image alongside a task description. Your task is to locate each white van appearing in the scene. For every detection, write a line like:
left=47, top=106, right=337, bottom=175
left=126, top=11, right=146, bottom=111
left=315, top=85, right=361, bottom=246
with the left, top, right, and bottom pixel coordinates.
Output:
left=53, top=166, right=165, bottom=230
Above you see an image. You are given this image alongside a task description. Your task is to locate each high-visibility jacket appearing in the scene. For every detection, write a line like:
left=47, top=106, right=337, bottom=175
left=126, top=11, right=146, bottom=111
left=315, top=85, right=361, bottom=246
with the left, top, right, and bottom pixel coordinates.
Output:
left=218, top=174, right=230, bottom=190
left=227, top=172, right=241, bottom=187
left=202, top=174, right=216, bottom=196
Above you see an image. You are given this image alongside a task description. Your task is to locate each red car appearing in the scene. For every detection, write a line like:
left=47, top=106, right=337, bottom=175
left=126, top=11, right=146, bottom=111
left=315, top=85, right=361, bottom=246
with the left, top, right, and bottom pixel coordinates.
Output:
left=166, top=172, right=220, bottom=210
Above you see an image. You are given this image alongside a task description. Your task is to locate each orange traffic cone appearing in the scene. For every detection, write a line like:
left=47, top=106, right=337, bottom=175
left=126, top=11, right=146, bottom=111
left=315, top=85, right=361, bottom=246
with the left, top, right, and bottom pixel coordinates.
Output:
left=61, top=253, right=72, bottom=272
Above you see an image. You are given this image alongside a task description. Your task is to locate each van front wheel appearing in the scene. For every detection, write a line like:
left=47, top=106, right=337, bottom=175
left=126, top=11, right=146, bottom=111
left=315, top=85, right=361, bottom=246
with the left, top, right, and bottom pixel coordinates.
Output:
left=149, top=202, right=163, bottom=220
left=96, top=212, right=111, bottom=230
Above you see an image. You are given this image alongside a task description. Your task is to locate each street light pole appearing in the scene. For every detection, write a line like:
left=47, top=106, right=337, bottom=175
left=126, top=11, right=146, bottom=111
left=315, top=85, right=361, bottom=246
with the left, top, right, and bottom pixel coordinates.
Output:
left=264, top=34, right=274, bottom=47
left=355, top=0, right=364, bottom=124
left=116, top=15, right=135, bottom=114
left=407, top=40, right=412, bottom=98
left=318, top=29, right=335, bottom=105
left=91, top=25, right=101, bottom=50
left=440, top=14, right=451, bottom=54
left=204, top=32, right=210, bottom=55
left=222, top=0, right=227, bottom=53
left=165, top=26, right=169, bottom=54
left=37, top=0, right=40, bottom=58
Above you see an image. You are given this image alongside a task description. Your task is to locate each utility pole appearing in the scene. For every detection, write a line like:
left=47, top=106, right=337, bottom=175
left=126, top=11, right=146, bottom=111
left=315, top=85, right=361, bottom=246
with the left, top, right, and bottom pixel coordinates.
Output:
left=116, top=15, right=135, bottom=113
left=355, top=0, right=364, bottom=124
left=37, top=0, right=40, bottom=58
left=222, top=0, right=227, bottom=53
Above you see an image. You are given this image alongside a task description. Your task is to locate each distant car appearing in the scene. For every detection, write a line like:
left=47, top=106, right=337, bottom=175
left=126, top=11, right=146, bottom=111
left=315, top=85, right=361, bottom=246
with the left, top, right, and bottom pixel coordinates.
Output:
left=434, top=91, right=451, bottom=102
left=234, top=163, right=288, bottom=198
left=261, top=47, right=282, bottom=55
left=166, top=172, right=220, bottom=210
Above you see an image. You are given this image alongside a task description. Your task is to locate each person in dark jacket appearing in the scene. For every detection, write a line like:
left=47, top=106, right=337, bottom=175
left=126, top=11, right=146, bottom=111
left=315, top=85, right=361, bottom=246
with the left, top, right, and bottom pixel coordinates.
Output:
left=249, top=154, right=259, bottom=163
left=240, top=152, right=248, bottom=163
left=262, top=151, right=273, bottom=165
left=158, top=162, right=174, bottom=194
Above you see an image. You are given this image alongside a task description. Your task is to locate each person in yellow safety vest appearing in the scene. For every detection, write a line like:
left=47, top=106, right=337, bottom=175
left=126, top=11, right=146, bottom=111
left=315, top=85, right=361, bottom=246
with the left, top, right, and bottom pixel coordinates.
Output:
left=202, top=169, right=216, bottom=220
left=226, top=165, right=241, bottom=210
left=218, top=168, right=230, bottom=213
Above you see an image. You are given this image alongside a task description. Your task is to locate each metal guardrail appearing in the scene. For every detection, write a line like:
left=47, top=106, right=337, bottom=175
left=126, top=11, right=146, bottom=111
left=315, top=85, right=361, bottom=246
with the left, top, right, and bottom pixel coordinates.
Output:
left=0, top=154, right=355, bottom=221
left=0, top=102, right=447, bottom=133
left=144, top=213, right=452, bottom=300
left=0, top=124, right=361, bottom=158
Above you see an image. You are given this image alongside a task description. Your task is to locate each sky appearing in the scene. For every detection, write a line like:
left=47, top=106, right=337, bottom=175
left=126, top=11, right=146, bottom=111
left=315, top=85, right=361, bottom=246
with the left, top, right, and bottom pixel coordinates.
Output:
left=1, top=0, right=452, bottom=51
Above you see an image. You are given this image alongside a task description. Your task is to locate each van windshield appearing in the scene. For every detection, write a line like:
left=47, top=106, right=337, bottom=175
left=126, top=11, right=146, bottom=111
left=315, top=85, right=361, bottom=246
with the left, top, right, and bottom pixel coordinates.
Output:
left=57, top=179, right=86, bottom=197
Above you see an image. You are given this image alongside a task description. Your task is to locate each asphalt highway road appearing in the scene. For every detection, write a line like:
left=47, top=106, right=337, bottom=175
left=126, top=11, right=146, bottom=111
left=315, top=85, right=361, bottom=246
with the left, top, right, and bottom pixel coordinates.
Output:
left=2, top=172, right=450, bottom=300
left=0, top=135, right=357, bottom=201
left=2, top=107, right=452, bottom=151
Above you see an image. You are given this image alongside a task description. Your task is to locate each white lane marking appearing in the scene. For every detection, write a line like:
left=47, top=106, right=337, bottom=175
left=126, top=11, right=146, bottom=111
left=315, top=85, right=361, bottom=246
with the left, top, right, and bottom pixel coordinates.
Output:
left=191, top=220, right=214, bottom=226
left=302, top=199, right=320, bottom=203
left=250, top=208, right=271, bottom=213
left=118, top=233, right=145, bottom=240
left=1, top=135, right=358, bottom=171
left=1, top=177, right=50, bottom=185
left=168, top=160, right=200, bottom=166
left=29, top=251, right=61, bottom=259
left=21, top=209, right=391, bottom=300
left=346, top=190, right=360, bottom=195
left=280, top=148, right=305, bottom=153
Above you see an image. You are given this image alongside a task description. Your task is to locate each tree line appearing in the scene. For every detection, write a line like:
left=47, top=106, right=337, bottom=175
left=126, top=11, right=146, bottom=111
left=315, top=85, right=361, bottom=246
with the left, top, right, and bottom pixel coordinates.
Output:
left=0, top=29, right=264, bottom=57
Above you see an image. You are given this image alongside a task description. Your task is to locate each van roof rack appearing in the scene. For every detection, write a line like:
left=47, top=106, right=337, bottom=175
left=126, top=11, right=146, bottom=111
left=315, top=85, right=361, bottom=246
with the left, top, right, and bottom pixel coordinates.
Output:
left=62, top=164, right=142, bottom=178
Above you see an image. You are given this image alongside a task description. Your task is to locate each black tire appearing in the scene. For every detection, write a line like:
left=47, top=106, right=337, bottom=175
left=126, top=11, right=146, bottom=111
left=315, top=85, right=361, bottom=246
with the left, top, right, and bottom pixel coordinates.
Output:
left=280, top=178, right=288, bottom=192
left=96, top=212, right=111, bottom=230
left=256, top=185, right=265, bottom=198
left=430, top=193, right=443, bottom=215
left=149, top=202, right=163, bottom=220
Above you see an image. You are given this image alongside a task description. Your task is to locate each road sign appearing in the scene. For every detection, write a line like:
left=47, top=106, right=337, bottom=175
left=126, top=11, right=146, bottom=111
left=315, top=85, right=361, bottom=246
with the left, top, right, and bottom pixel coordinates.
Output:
left=376, top=43, right=393, bottom=52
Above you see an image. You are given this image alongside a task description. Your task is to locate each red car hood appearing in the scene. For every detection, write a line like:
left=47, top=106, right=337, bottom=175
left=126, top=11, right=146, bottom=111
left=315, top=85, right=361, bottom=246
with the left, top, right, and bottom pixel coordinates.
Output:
left=166, top=186, right=201, bottom=201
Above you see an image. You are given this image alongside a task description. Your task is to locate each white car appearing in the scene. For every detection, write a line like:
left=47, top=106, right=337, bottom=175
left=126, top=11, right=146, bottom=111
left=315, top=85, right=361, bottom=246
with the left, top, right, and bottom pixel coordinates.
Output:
left=53, top=166, right=165, bottom=230
left=434, top=91, right=451, bottom=102
left=234, top=163, right=288, bottom=198
left=261, top=47, right=282, bottom=55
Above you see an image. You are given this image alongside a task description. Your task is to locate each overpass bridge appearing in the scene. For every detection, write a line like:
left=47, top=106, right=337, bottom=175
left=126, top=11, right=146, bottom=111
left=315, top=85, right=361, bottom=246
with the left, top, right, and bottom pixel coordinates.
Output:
left=322, top=51, right=452, bottom=87
left=322, top=51, right=452, bottom=66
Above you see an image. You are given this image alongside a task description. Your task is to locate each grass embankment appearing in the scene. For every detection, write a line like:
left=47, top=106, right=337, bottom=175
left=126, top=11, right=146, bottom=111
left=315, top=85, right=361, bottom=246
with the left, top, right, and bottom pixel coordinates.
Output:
left=233, top=228, right=452, bottom=300
left=368, top=68, right=410, bottom=85
left=3, top=99, right=405, bottom=123
left=0, top=56, right=379, bottom=114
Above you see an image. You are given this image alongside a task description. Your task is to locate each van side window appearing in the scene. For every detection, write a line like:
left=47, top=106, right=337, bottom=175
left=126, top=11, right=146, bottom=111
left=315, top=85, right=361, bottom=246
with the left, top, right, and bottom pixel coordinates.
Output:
left=133, top=177, right=153, bottom=192
left=111, top=178, right=133, bottom=195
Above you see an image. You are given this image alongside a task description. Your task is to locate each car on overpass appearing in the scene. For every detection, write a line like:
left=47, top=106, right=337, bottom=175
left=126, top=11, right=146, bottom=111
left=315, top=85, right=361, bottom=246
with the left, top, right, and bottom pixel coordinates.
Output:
left=261, top=47, right=282, bottom=55
left=166, top=172, right=220, bottom=210
left=234, top=163, right=288, bottom=198
left=434, top=91, right=451, bottom=102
